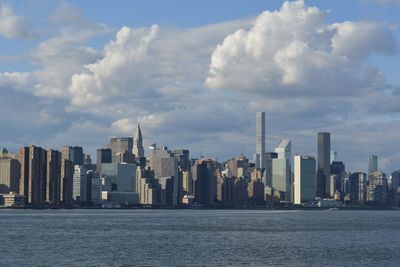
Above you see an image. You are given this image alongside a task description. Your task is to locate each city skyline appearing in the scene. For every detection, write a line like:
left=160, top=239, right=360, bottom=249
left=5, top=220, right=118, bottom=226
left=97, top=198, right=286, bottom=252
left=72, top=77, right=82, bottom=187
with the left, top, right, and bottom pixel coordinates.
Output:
left=0, top=0, right=400, bottom=173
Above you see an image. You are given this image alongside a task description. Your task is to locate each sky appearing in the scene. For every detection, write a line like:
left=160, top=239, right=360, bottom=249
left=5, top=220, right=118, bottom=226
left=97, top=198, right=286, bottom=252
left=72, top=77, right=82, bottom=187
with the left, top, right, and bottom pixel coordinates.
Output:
left=0, top=0, right=400, bottom=173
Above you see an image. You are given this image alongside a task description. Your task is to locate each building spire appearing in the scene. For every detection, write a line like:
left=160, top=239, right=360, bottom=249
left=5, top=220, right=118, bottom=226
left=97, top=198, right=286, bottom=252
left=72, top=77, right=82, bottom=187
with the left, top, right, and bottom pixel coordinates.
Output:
left=133, top=115, right=144, bottom=158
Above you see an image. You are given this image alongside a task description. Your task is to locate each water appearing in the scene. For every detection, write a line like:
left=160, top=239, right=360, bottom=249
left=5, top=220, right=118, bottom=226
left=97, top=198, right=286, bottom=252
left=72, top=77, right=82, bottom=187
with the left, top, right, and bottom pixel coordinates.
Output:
left=1, top=209, right=400, bottom=266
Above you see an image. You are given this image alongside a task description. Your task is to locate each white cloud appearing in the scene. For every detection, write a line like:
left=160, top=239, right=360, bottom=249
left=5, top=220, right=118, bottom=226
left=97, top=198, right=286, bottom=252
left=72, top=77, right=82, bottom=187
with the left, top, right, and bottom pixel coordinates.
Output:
left=0, top=4, right=32, bottom=39
left=205, top=0, right=397, bottom=96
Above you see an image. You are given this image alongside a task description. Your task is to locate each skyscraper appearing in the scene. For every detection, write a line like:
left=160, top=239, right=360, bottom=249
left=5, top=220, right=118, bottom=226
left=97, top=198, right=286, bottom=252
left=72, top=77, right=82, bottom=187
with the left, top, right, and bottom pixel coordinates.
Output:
left=317, top=132, right=330, bottom=197
left=46, top=149, right=61, bottom=205
left=110, top=137, right=133, bottom=163
left=133, top=117, right=145, bottom=158
left=19, top=146, right=47, bottom=206
left=294, top=156, right=316, bottom=205
left=368, top=155, right=378, bottom=180
left=0, top=157, right=21, bottom=194
left=272, top=140, right=292, bottom=201
left=255, top=112, right=265, bottom=169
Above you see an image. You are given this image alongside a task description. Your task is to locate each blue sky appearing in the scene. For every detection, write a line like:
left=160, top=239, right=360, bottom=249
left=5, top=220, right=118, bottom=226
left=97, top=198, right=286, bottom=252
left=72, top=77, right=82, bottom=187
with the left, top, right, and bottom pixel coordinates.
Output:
left=0, top=0, right=400, bottom=173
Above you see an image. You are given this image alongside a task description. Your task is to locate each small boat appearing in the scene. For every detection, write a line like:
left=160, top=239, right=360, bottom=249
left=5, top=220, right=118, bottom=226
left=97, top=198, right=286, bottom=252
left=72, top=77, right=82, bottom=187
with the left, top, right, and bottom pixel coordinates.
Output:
left=328, top=207, right=339, bottom=211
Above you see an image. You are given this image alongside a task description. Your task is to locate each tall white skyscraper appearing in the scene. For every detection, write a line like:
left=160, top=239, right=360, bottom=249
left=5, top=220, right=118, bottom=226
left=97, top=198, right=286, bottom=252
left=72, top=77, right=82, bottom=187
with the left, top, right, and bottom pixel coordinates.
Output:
left=255, top=112, right=265, bottom=169
left=294, top=155, right=316, bottom=205
left=133, top=117, right=145, bottom=158
left=275, top=140, right=291, bottom=160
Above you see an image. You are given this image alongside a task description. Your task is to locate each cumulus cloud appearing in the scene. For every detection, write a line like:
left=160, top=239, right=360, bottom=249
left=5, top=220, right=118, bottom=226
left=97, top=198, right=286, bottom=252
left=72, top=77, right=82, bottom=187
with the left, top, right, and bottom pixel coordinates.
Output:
left=0, top=4, right=32, bottom=39
left=1, top=0, right=400, bottom=172
left=205, top=0, right=397, bottom=97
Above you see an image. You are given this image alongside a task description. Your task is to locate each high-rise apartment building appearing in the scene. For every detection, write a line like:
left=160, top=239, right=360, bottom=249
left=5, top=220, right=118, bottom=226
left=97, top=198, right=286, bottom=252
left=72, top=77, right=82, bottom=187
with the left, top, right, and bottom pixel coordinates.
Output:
left=0, top=157, right=21, bottom=194
left=294, top=156, right=316, bottom=205
left=60, top=147, right=74, bottom=205
left=46, top=149, right=61, bottom=205
left=255, top=112, right=265, bottom=169
left=367, top=171, right=387, bottom=204
left=317, top=132, right=330, bottom=197
left=19, top=146, right=47, bottom=206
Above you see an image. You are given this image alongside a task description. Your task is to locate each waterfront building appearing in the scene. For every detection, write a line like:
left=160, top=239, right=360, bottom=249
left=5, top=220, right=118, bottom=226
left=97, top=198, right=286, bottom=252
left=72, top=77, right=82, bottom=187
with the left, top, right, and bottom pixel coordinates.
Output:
left=101, top=163, right=137, bottom=192
left=272, top=158, right=291, bottom=201
left=73, top=165, right=86, bottom=202
left=272, top=140, right=291, bottom=201
left=294, top=156, right=316, bottom=205
left=217, top=174, right=235, bottom=206
left=391, top=170, right=400, bottom=190
left=192, top=158, right=217, bottom=206
left=0, top=157, right=20, bottom=194
left=248, top=178, right=265, bottom=206
left=96, top=148, right=112, bottom=173
left=1, top=192, right=25, bottom=207
left=366, top=171, right=387, bottom=204
left=233, top=177, right=248, bottom=206
left=46, top=149, right=61, bottom=205
left=60, top=148, right=74, bottom=205
left=19, top=146, right=47, bottom=206
left=348, top=172, right=367, bottom=204
left=317, top=132, right=331, bottom=197
left=89, top=171, right=101, bottom=205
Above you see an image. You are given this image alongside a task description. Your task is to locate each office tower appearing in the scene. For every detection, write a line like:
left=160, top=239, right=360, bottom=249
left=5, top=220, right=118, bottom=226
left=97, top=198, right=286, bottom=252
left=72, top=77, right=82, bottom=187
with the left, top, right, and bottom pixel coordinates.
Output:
left=234, top=177, right=248, bottom=205
left=272, top=158, right=291, bottom=201
left=227, top=154, right=249, bottom=178
left=368, top=155, right=378, bottom=180
left=84, top=154, right=92, bottom=165
left=330, top=150, right=337, bottom=164
left=19, top=146, right=47, bottom=206
left=73, top=165, right=86, bottom=202
left=100, top=163, right=137, bottom=192
left=317, top=132, right=331, bottom=197
left=60, top=148, right=74, bottom=205
left=60, top=146, right=84, bottom=166
left=133, top=118, right=145, bottom=158
left=366, top=171, right=387, bottom=204
left=391, top=171, right=400, bottom=190
left=264, top=152, right=278, bottom=187
left=88, top=170, right=101, bottom=205
left=272, top=140, right=292, bottom=201
left=110, top=137, right=133, bottom=163
left=294, top=156, right=316, bottom=205
left=149, top=147, right=181, bottom=206
left=331, top=161, right=345, bottom=197
left=255, top=112, right=265, bottom=169
left=182, top=170, right=192, bottom=194
left=96, top=148, right=112, bottom=173
left=136, top=166, right=158, bottom=205
left=248, top=178, right=265, bottom=206
left=348, top=172, right=367, bottom=204
left=46, top=149, right=61, bottom=205
left=217, top=175, right=235, bottom=206
left=0, top=158, right=21, bottom=194
left=172, top=149, right=190, bottom=172
left=192, top=159, right=217, bottom=206
left=275, top=140, right=291, bottom=160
